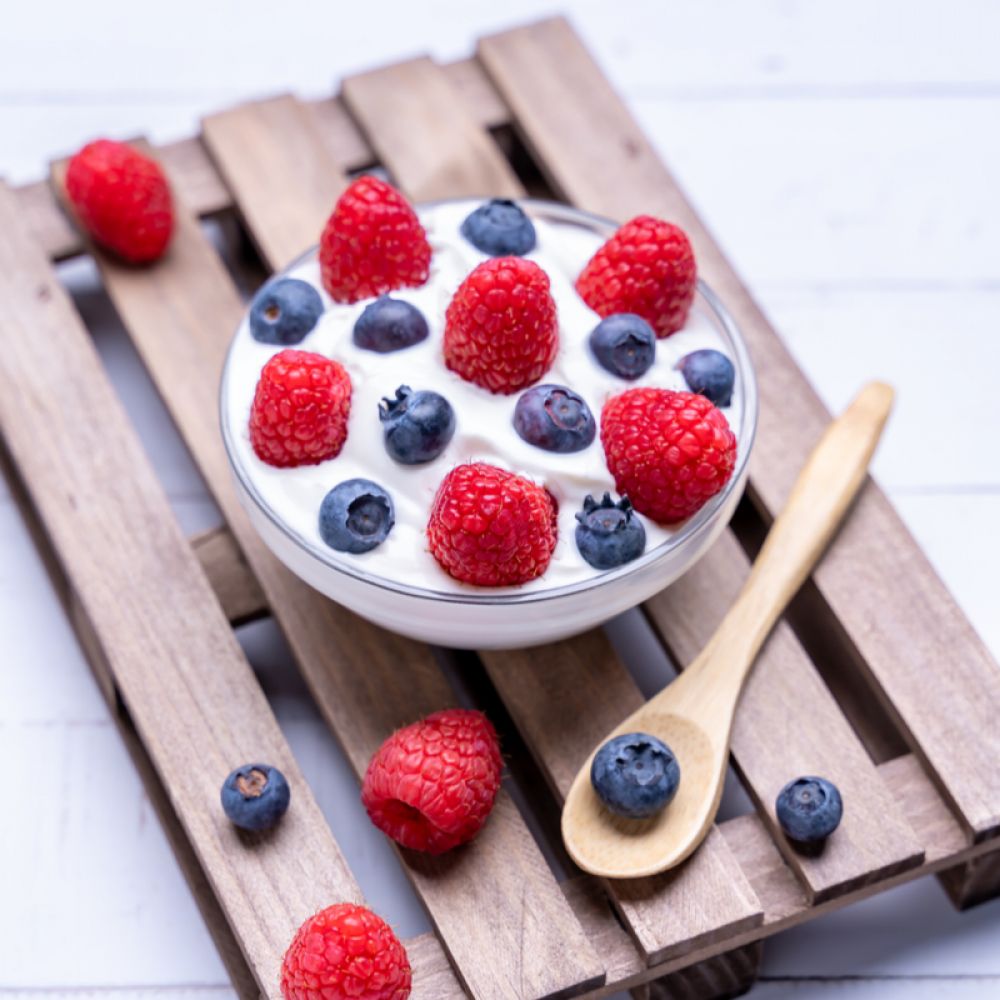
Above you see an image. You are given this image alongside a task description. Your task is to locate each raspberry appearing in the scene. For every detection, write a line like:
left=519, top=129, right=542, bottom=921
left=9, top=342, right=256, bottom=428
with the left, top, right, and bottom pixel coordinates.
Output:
left=319, top=176, right=431, bottom=303
left=443, top=257, right=558, bottom=394
left=64, top=139, right=173, bottom=264
left=362, top=709, right=502, bottom=854
left=280, top=903, right=411, bottom=1000
left=249, top=349, right=352, bottom=468
left=426, top=463, right=557, bottom=587
left=576, top=216, right=696, bottom=337
left=601, top=388, right=736, bottom=524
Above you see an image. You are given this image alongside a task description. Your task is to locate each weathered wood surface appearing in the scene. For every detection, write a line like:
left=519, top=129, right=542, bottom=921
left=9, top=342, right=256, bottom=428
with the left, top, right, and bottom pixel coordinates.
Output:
left=0, top=180, right=361, bottom=1000
left=55, top=124, right=604, bottom=999
left=476, top=15, right=1000, bottom=845
left=203, top=95, right=346, bottom=270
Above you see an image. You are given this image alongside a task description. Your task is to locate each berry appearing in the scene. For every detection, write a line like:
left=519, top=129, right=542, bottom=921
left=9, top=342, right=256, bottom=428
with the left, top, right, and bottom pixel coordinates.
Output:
left=249, top=278, right=324, bottom=346
left=281, top=903, right=411, bottom=1000
left=249, top=350, right=352, bottom=468
left=678, top=349, right=736, bottom=407
left=513, top=384, right=595, bottom=453
left=64, top=139, right=173, bottom=263
left=320, top=479, right=395, bottom=554
left=589, top=313, right=656, bottom=380
left=443, top=257, right=558, bottom=395
left=353, top=296, right=429, bottom=353
left=575, top=493, right=646, bottom=570
left=591, top=733, right=680, bottom=819
left=319, top=175, right=431, bottom=304
left=379, top=386, right=455, bottom=465
left=361, top=709, right=502, bottom=854
left=601, top=388, right=737, bottom=524
left=460, top=198, right=537, bottom=256
left=576, top=216, right=696, bottom=337
left=776, top=776, right=843, bottom=844
left=221, top=764, right=290, bottom=832
left=426, top=463, right=557, bottom=587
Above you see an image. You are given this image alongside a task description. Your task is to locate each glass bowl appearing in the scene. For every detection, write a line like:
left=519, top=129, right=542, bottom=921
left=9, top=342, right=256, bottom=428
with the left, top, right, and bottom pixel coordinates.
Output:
left=220, top=199, right=758, bottom=649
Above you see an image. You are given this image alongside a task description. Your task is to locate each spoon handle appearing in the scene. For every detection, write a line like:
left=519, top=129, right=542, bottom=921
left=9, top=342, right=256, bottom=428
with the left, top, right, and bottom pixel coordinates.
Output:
left=683, top=381, right=895, bottom=702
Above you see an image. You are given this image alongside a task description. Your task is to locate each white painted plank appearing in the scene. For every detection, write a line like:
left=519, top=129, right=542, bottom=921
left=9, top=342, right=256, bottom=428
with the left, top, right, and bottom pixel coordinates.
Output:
left=761, top=878, right=1000, bottom=978
left=759, top=290, right=1000, bottom=489
left=753, top=981, right=1000, bottom=1000
left=632, top=97, right=1000, bottom=286
left=4, top=1, right=1000, bottom=102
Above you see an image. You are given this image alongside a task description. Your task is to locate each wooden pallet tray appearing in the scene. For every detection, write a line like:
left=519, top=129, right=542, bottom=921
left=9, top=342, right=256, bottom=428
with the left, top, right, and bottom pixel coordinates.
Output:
left=3, top=16, right=1000, bottom=1000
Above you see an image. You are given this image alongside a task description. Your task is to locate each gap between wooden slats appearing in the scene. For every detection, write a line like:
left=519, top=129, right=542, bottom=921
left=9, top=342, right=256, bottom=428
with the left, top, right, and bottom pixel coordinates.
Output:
left=475, top=15, right=1000, bottom=845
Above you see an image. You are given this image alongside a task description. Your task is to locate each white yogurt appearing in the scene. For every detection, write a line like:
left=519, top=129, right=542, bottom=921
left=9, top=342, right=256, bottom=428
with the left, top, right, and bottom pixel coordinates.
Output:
left=222, top=200, right=744, bottom=594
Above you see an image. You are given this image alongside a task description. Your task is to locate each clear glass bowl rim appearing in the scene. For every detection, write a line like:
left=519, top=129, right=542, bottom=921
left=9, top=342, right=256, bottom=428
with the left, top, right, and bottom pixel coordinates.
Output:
left=219, top=197, right=759, bottom=607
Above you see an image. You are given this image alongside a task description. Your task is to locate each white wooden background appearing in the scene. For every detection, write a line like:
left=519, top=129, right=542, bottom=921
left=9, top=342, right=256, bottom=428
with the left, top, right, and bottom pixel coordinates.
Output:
left=3, top=1, right=999, bottom=997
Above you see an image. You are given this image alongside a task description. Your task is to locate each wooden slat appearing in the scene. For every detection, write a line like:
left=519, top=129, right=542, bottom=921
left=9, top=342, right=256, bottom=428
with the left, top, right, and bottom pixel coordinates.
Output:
left=480, top=634, right=762, bottom=965
left=203, top=95, right=346, bottom=270
left=54, top=128, right=603, bottom=1000
left=342, top=57, right=523, bottom=201
left=0, top=180, right=360, bottom=999
left=477, top=15, right=1000, bottom=844
left=340, top=54, right=764, bottom=968
left=645, top=532, right=925, bottom=901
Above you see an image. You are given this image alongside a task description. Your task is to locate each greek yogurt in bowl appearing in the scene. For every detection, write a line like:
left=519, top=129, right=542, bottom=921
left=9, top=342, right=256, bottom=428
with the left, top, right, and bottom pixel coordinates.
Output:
left=220, top=199, right=757, bottom=647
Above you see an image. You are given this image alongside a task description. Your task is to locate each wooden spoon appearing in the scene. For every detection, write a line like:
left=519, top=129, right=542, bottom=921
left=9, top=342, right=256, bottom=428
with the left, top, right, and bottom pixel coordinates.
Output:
left=561, top=381, right=895, bottom=879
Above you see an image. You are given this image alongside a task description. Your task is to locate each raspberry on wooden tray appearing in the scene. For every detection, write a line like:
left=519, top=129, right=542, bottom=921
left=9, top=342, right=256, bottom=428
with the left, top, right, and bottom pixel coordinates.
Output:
left=65, top=139, right=174, bottom=264
left=362, top=709, right=502, bottom=854
left=281, top=902, right=411, bottom=1000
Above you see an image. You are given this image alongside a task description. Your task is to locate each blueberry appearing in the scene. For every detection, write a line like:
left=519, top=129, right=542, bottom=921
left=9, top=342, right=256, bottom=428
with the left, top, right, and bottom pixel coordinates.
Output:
left=221, top=763, right=290, bottom=832
left=319, top=479, right=395, bottom=553
left=249, top=278, right=323, bottom=345
left=575, top=493, right=646, bottom=570
left=589, top=313, right=656, bottom=380
left=353, top=295, right=429, bottom=353
left=775, top=776, right=843, bottom=844
left=591, top=733, right=680, bottom=819
left=513, top=384, right=596, bottom=453
left=678, top=349, right=736, bottom=407
left=380, top=385, right=456, bottom=464
left=460, top=198, right=537, bottom=256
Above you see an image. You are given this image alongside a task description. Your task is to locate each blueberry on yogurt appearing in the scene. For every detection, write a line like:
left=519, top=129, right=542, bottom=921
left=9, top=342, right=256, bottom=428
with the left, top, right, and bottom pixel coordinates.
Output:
left=589, top=313, right=656, bottom=380
left=379, top=385, right=456, bottom=465
left=249, top=278, right=323, bottom=345
left=319, top=479, right=395, bottom=554
left=353, top=295, right=429, bottom=353
left=513, top=384, right=596, bottom=453
left=678, top=349, right=736, bottom=407
left=460, top=198, right=537, bottom=256
left=575, top=493, right=646, bottom=570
